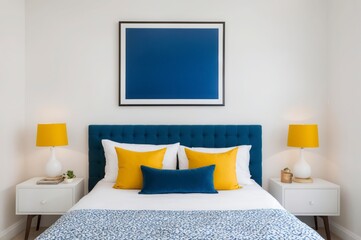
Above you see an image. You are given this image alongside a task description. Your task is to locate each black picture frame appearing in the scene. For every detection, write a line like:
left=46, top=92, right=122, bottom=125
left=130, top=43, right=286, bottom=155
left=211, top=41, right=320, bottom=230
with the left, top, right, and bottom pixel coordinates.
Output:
left=119, top=21, right=225, bottom=106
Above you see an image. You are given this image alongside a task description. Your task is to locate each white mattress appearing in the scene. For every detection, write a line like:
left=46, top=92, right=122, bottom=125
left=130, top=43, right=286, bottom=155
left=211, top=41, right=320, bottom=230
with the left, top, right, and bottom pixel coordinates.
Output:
left=71, top=179, right=283, bottom=211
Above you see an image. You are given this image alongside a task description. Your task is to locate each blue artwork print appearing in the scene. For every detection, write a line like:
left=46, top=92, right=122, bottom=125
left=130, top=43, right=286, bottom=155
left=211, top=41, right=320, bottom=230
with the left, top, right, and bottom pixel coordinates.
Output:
left=125, top=28, right=219, bottom=100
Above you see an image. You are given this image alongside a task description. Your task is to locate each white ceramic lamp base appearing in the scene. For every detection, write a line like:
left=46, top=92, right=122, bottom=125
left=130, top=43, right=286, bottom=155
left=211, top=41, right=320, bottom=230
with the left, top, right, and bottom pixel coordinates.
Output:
left=45, top=147, right=62, bottom=177
left=293, top=148, right=313, bottom=183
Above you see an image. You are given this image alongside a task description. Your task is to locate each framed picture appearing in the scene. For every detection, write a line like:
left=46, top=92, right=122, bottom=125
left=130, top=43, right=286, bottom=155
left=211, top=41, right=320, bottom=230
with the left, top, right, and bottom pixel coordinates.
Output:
left=119, top=21, right=225, bottom=106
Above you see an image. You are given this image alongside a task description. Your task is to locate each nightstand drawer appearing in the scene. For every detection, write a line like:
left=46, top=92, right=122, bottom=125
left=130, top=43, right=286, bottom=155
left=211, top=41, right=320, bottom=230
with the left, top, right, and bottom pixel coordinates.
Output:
left=17, top=188, right=73, bottom=213
left=284, top=189, right=338, bottom=214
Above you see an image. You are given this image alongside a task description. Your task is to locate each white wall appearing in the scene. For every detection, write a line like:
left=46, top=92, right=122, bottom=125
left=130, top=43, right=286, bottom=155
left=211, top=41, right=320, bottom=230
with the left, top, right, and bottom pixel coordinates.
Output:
left=0, top=0, right=26, bottom=238
left=5, top=0, right=361, bottom=238
left=25, top=0, right=328, bottom=189
left=0, top=0, right=351, bottom=238
left=327, top=0, right=361, bottom=239
left=7, top=0, right=361, bottom=239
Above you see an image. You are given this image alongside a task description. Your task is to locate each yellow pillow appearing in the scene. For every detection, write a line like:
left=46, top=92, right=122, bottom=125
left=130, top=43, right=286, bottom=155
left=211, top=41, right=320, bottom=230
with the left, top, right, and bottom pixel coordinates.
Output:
left=113, top=147, right=166, bottom=189
left=185, top=148, right=240, bottom=190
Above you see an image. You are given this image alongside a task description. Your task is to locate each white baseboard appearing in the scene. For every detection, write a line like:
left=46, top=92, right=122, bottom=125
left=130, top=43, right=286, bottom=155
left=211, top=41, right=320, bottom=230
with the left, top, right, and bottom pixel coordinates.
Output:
left=0, top=217, right=26, bottom=240
left=331, top=220, right=361, bottom=240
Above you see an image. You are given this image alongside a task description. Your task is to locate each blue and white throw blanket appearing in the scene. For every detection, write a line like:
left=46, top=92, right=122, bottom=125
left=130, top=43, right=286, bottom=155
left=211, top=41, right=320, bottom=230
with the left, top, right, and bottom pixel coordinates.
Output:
left=36, top=209, right=323, bottom=240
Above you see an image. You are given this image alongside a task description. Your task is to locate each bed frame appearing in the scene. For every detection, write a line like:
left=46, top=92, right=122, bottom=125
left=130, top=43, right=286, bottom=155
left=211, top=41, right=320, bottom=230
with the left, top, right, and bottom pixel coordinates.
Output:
left=88, top=125, right=262, bottom=191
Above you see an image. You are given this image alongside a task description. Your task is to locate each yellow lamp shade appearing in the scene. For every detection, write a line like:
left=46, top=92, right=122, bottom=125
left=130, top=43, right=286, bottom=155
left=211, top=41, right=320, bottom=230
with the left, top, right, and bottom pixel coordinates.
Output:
left=36, top=123, right=68, bottom=147
left=287, top=124, right=319, bottom=148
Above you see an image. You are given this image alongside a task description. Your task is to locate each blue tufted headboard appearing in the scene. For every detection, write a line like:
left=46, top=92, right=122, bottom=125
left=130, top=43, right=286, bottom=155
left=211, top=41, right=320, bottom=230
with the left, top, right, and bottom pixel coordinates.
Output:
left=88, top=125, right=262, bottom=191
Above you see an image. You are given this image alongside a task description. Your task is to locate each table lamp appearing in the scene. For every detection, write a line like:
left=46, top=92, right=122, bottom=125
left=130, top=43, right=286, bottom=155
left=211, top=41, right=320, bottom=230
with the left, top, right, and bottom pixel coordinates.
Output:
left=287, top=124, right=319, bottom=183
left=36, top=123, right=68, bottom=177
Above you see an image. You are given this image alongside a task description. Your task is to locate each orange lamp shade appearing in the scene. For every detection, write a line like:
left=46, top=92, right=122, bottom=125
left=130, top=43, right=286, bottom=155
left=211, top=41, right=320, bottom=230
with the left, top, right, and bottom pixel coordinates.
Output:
left=287, top=124, right=319, bottom=148
left=36, top=123, right=68, bottom=147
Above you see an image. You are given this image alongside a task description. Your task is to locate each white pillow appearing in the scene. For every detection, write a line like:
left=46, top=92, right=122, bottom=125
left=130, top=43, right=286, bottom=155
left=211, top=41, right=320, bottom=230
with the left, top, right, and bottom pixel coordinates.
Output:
left=102, top=140, right=180, bottom=182
left=178, top=145, right=253, bottom=185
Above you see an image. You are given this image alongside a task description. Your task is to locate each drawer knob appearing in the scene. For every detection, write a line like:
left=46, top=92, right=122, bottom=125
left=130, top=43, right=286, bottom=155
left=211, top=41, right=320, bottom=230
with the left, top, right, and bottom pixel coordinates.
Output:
left=40, top=200, right=47, bottom=205
left=309, top=201, right=315, bottom=206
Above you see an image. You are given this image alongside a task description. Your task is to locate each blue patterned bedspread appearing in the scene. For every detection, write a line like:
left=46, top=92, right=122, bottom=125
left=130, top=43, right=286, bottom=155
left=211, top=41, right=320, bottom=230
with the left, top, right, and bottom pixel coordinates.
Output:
left=36, top=209, right=323, bottom=240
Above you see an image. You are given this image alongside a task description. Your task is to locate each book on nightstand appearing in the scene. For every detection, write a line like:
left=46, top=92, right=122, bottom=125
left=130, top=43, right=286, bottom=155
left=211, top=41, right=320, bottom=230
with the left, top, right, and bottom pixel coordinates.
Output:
left=36, top=176, right=64, bottom=184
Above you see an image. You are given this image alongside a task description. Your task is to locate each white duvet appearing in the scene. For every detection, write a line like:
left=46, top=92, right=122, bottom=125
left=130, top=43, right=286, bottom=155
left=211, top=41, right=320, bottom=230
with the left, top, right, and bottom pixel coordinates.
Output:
left=71, top=179, right=283, bottom=211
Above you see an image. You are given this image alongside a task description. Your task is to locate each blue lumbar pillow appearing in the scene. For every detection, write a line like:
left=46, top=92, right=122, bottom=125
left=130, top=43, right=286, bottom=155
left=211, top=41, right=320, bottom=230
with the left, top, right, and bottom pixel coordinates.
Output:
left=139, top=165, right=218, bottom=194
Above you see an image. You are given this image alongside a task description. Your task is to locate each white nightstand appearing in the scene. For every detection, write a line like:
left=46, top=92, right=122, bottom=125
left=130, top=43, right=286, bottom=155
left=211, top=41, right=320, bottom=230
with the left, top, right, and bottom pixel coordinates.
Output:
left=16, top=177, right=84, bottom=240
left=269, top=178, right=340, bottom=240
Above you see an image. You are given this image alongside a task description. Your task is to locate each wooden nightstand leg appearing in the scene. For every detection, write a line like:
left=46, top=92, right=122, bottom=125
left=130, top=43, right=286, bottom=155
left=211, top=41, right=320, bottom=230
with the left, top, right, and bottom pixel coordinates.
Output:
left=314, top=216, right=318, bottom=230
left=36, top=215, right=41, bottom=231
left=320, top=216, right=331, bottom=240
left=24, top=215, right=41, bottom=240
left=25, top=215, right=34, bottom=240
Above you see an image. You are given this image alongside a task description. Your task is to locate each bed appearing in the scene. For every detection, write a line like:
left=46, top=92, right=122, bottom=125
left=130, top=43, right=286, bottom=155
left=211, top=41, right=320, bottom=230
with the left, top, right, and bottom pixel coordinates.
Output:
left=36, top=125, right=322, bottom=239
